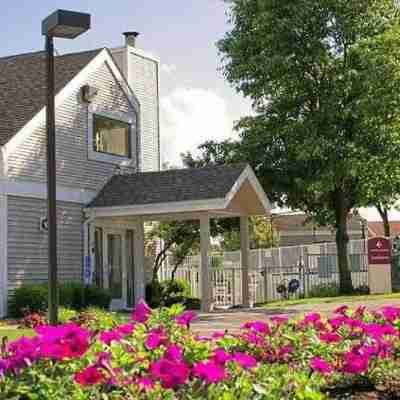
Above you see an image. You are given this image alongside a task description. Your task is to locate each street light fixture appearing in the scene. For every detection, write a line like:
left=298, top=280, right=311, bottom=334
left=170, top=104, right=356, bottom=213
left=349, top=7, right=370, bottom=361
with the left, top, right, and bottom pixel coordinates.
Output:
left=42, top=10, right=91, bottom=325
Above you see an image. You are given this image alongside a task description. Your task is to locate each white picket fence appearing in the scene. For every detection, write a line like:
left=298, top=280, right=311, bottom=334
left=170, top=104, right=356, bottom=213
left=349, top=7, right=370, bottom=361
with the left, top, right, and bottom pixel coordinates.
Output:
left=157, top=239, right=369, bottom=306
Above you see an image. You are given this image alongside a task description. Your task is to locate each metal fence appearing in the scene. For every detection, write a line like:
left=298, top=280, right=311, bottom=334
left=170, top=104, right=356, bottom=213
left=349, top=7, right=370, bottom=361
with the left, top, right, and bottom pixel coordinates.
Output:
left=157, top=239, right=369, bottom=307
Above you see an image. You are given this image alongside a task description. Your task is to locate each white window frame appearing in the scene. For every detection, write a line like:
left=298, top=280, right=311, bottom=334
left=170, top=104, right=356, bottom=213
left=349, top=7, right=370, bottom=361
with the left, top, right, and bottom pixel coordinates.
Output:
left=88, top=104, right=137, bottom=167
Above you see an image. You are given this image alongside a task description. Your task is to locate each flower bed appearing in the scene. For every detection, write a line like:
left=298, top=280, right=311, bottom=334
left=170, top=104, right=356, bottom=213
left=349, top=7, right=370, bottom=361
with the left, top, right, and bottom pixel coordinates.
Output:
left=1, top=303, right=400, bottom=399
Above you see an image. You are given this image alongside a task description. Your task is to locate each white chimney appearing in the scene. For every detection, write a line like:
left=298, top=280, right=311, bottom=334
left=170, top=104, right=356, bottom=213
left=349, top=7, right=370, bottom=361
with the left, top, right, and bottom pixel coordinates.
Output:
left=123, top=31, right=140, bottom=48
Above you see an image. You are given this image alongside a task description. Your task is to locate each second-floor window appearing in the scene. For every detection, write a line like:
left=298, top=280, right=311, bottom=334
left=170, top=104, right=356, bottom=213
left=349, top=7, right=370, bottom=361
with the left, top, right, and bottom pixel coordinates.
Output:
left=93, top=114, right=131, bottom=157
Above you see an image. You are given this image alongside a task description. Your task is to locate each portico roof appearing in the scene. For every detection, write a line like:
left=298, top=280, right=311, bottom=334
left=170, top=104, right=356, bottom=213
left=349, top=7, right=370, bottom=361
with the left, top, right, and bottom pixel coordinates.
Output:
left=86, top=164, right=271, bottom=219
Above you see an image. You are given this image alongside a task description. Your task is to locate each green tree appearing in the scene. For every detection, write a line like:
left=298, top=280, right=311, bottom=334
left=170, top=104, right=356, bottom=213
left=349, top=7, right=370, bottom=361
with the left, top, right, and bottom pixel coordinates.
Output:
left=221, top=216, right=278, bottom=251
left=218, top=0, right=400, bottom=293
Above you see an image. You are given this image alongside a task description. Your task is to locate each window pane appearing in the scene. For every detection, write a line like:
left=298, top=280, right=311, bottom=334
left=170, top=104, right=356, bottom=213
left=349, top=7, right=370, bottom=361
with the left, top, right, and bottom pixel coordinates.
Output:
left=93, top=114, right=130, bottom=157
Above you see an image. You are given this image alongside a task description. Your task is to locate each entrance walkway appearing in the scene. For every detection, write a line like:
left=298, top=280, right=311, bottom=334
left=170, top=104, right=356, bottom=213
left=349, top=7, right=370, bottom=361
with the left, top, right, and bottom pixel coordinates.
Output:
left=191, top=298, right=400, bottom=335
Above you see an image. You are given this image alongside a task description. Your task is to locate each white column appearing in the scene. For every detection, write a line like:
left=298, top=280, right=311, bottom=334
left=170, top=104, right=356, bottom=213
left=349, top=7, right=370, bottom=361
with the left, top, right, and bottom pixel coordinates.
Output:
left=200, top=214, right=211, bottom=312
left=134, top=218, right=145, bottom=305
left=89, top=222, right=96, bottom=286
left=240, top=216, right=250, bottom=307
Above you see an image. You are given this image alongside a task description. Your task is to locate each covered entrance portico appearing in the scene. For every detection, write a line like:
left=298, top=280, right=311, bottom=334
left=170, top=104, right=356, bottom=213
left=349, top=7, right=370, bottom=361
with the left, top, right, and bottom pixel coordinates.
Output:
left=84, top=164, right=271, bottom=312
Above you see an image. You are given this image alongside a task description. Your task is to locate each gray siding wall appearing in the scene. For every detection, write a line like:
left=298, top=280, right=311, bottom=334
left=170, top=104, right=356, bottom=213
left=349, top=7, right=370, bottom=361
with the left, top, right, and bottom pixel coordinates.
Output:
left=7, top=196, right=83, bottom=291
left=112, top=48, right=160, bottom=172
left=7, top=60, right=137, bottom=191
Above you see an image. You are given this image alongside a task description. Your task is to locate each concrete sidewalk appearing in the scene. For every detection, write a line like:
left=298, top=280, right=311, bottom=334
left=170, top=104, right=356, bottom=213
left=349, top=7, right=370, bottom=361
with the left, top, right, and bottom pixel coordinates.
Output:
left=191, top=298, right=400, bottom=335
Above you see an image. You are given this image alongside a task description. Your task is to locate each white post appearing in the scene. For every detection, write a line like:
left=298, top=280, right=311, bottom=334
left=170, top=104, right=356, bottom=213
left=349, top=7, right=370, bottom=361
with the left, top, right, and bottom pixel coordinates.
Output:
left=241, top=216, right=250, bottom=307
left=0, top=194, right=7, bottom=318
left=200, top=214, right=211, bottom=312
left=134, top=218, right=146, bottom=304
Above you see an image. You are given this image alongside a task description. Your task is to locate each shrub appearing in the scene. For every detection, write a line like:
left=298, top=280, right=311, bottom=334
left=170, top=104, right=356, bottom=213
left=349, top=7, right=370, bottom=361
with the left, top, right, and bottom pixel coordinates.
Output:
left=308, top=282, right=340, bottom=298
left=8, top=284, right=48, bottom=317
left=146, top=279, right=193, bottom=307
left=9, top=282, right=111, bottom=317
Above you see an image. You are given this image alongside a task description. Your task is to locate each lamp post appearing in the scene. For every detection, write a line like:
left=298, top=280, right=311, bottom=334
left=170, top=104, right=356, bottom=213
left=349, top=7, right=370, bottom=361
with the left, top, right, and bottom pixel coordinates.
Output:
left=42, top=10, right=91, bottom=324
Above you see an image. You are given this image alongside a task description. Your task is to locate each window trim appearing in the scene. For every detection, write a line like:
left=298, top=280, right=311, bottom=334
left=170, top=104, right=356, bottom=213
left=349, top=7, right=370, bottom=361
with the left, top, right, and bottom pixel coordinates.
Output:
left=88, top=105, right=137, bottom=167
left=92, top=114, right=132, bottom=158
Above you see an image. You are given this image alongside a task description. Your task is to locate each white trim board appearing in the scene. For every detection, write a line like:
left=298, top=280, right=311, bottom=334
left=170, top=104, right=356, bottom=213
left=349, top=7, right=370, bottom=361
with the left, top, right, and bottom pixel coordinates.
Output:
left=0, top=179, right=97, bottom=204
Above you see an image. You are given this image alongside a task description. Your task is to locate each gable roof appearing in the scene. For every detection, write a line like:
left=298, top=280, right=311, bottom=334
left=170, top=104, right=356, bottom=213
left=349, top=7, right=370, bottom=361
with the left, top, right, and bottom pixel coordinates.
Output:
left=88, top=164, right=248, bottom=208
left=0, top=48, right=101, bottom=146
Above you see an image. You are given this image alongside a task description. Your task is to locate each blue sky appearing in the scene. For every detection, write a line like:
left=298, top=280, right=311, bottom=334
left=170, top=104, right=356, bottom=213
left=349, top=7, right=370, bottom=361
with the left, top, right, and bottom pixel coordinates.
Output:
left=2, top=0, right=251, bottom=166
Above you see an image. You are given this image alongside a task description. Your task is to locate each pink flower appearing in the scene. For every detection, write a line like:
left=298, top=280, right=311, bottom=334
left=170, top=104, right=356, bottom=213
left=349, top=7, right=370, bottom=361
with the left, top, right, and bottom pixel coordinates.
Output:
left=277, top=345, right=293, bottom=361
left=212, top=331, right=226, bottom=339
left=145, top=328, right=167, bottom=350
left=213, top=348, right=232, bottom=365
left=304, top=313, right=321, bottom=323
left=300, top=313, right=324, bottom=330
left=116, top=323, right=135, bottom=337
left=354, top=305, right=366, bottom=317
left=381, top=306, right=400, bottom=322
left=320, top=332, right=342, bottom=344
left=36, top=323, right=91, bottom=360
left=310, top=357, right=333, bottom=375
left=175, top=311, right=197, bottom=327
left=150, top=357, right=190, bottom=389
left=164, top=344, right=184, bottom=362
left=363, top=323, right=396, bottom=339
left=193, top=360, right=227, bottom=383
left=136, top=377, right=155, bottom=392
left=328, top=316, right=347, bottom=330
left=232, top=352, right=257, bottom=369
left=131, top=300, right=152, bottom=323
left=100, top=330, right=122, bottom=345
left=334, top=305, right=349, bottom=315
left=342, top=352, right=369, bottom=374
left=75, top=366, right=105, bottom=386
left=195, top=335, right=211, bottom=341
left=241, top=321, right=271, bottom=335
left=241, top=331, right=266, bottom=346
left=270, top=315, right=288, bottom=326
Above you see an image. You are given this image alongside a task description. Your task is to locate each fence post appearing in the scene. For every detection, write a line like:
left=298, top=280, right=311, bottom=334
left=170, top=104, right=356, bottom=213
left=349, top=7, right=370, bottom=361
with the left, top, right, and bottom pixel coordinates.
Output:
left=304, top=246, right=309, bottom=297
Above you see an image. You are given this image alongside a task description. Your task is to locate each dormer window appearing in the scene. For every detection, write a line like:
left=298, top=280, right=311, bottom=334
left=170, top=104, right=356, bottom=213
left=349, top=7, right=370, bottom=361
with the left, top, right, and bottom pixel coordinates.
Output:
left=93, top=114, right=131, bottom=157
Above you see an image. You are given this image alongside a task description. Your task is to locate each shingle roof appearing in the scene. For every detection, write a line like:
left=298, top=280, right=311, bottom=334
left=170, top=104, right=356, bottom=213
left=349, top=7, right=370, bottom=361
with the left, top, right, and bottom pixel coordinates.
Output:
left=88, top=164, right=248, bottom=208
left=0, top=48, right=102, bottom=146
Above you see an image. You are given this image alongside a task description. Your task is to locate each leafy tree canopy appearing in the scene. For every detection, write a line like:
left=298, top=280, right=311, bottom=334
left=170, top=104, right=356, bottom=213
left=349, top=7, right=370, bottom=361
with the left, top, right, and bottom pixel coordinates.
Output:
left=218, top=0, right=400, bottom=292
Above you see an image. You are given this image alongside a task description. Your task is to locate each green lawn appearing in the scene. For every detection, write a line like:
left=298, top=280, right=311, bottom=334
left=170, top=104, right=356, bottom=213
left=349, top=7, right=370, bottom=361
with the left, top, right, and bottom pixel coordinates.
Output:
left=260, top=292, right=400, bottom=309
left=0, top=327, right=34, bottom=341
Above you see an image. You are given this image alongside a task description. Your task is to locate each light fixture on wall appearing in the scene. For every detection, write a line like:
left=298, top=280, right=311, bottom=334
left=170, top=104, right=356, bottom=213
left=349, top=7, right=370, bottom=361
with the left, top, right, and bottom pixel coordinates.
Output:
left=81, top=84, right=98, bottom=103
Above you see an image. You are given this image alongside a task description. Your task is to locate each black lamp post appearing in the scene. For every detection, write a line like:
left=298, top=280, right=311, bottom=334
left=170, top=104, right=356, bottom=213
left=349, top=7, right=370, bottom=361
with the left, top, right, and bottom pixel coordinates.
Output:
left=42, top=10, right=91, bottom=325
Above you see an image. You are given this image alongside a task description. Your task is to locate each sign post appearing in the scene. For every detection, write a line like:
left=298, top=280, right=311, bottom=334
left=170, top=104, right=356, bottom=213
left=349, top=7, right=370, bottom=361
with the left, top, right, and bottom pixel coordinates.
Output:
left=368, top=237, right=392, bottom=294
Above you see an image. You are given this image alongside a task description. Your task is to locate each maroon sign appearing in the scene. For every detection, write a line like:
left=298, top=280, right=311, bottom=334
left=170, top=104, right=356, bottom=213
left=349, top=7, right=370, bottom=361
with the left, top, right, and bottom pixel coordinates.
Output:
left=368, top=237, right=391, bottom=265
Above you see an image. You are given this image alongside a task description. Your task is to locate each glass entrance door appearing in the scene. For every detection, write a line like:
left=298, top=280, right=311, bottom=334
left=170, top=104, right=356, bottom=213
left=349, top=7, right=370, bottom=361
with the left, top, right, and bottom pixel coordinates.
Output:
left=107, top=233, right=123, bottom=300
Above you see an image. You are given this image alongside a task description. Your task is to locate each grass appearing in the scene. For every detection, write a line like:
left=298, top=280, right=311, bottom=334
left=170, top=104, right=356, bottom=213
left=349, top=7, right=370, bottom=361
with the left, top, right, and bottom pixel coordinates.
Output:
left=260, top=292, right=400, bottom=308
left=0, top=327, right=34, bottom=341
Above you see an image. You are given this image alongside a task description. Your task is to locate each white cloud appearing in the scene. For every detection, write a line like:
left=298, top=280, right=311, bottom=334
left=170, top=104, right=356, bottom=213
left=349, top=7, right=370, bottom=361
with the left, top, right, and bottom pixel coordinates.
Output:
left=160, top=88, right=238, bottom=167
left=160, top=63, right=177, bottom=74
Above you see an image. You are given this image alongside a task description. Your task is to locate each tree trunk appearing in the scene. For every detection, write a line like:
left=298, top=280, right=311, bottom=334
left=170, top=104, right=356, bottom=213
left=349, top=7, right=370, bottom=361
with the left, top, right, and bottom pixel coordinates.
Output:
left=376, top=204, right=390, bottom=237
left=334, top=190, right=353, bottom=294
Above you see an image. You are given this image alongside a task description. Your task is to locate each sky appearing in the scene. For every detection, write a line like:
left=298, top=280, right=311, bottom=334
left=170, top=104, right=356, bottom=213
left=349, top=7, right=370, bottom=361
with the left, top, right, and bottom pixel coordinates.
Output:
left=1, top=1, right=396, bottom=222
left=1, top=0, right=250, bottom=167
